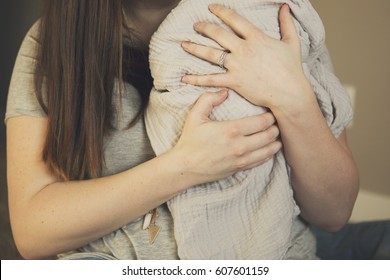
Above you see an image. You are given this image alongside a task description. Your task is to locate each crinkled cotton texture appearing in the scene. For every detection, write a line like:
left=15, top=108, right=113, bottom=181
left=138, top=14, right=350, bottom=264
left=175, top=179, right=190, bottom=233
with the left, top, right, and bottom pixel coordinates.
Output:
left=145, top=0, right=353, bottom=259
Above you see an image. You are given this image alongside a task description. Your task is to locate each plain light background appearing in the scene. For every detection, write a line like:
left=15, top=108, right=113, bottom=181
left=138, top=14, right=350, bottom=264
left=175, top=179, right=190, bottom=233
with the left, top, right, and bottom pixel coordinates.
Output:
left=311, top=0, right=390, bottom=222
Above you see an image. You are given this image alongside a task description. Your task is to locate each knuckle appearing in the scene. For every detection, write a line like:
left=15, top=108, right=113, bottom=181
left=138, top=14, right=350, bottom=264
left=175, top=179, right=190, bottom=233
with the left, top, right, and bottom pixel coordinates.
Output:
left=237, top=44, right=256, bottom=57
left=225, top=125, right=241, bottom=138
left=263, top=142, right=280, bottom=159
left=265, top=130, right=275, bottom=142
left=252, top=30, right=266, bottom=41
left=267, top=112, right=276, bottom=123
left=229, top=11, right=241, bottom=23
left=266, top=111, right=276, bottom=120
left=204, top=75, right=215, bottom=84
left=273, top=125, right=280, bottom=136
left=233, top=145, right=246, bottom=157
left=193, top=76, right=203, bottom=85
left=257, top=117, right=267, bottom=130
left=259, top=113, right=275, bottom=128
left=236, top=157, right=249, bottom=170
left=264, top=147, right=276, bottom=159
left=271, top=141, right=283, bottom=153
left=266, top=125, right=279, bottom=141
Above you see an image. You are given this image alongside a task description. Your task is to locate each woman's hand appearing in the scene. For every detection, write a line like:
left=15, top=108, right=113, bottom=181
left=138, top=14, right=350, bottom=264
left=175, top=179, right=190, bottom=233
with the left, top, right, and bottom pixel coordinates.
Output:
left=171, top=90, right=282, bottom=185
left=181, top=4, right=313, bottom=111
left=180, top=4, right=359, bottom=231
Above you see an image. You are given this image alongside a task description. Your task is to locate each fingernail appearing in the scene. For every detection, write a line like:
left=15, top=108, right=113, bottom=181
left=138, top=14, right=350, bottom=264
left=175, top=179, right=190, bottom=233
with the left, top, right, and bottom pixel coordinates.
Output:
left=181, top=41, right=190, bottom=49
left=193, top=22, right=201, bottom=31
left=219, top=89, right=228, bottom=96
left=208, top=4, right=216, bottom=11
left=181, top=76, right=189, bottom=83
left=208, top=4, right=221, bottom=12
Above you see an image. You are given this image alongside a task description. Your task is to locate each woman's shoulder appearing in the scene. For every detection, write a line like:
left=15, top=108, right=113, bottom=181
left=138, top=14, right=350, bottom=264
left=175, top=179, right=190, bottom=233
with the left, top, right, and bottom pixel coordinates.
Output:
left=19, top=20, right=41, bottom=55
left=5, top=20, right=46, bottom=123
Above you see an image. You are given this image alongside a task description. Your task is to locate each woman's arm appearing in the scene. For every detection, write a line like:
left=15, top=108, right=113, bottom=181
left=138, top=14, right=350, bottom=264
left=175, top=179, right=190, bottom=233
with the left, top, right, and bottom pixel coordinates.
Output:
left=181, top=4, right=359, bottom=231
left=7, top=90, right=281, bottom=259
left=273, top=96, right=359, bottom=231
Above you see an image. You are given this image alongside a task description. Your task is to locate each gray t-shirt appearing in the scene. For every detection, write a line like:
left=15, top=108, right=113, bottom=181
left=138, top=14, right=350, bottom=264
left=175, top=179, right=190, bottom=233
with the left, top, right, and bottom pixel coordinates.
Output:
left=6, top=22, right=317, bottom=260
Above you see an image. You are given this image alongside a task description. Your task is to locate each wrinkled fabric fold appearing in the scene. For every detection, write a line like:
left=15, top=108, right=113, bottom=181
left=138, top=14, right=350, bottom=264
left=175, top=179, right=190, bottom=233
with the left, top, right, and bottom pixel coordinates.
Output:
left=145, top=0, right=353, bottom=259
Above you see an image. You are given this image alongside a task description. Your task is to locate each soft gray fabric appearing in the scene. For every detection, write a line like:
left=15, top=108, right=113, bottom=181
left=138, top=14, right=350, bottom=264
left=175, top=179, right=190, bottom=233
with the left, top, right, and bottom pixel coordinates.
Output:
left=146, top=0, right=353, bottom=259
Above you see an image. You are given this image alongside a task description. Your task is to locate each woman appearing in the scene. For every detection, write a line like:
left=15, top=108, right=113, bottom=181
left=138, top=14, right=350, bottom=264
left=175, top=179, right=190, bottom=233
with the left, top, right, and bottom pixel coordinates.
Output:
left=5, top=0, right=358, bottom=259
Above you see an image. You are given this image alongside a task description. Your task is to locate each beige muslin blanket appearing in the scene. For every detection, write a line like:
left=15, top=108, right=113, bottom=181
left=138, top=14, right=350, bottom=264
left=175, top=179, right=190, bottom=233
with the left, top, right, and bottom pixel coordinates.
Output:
left=145, top=0, right=352, bottom=259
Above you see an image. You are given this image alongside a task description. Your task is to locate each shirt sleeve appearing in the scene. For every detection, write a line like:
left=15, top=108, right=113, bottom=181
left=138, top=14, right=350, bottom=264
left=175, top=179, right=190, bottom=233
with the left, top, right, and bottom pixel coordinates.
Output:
left=5, top=20, right=47, bottom=123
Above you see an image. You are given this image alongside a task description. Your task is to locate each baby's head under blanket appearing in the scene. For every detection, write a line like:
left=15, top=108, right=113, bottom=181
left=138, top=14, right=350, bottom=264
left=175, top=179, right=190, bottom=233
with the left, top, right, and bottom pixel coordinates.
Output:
left=146, top=0, right=352, bottom=155
left=149, top=0, right=325, bottom=94
left=146, top=0, right=339, bottom=155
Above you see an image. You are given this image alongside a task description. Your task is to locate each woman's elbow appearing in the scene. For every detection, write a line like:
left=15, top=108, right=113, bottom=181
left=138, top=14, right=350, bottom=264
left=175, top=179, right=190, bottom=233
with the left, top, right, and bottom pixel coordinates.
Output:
left=319, top=177, right=360, bottom=232
left=12, top=234, right=39, bottom=259
left=10, top=216, right=54, bottom=259
left=301, top=201, right=355, bottom=233
left=12, top=227, right=47, bottom=259
left=312, top=206, right=354, bottom=233
left=16, top=245, right=41, bottom=260
left=318, top=218, right=348, bottom=233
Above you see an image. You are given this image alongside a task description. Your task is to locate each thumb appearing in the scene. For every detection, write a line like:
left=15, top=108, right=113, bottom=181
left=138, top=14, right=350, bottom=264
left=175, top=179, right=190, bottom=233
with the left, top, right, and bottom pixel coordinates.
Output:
left=188, top=90, right=228, bottom=123
left=279, top=4, right=299, bottom=46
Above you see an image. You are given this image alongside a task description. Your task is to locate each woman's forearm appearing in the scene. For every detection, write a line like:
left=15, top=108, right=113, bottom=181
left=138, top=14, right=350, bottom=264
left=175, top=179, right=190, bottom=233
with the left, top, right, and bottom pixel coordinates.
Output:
left=272, top=91, right=359, bottom=231
left=9, top=146, right=190, bottom=259
left=8, top=93, right=281, bottom=259
left=7, top=118, right=195, bottom=260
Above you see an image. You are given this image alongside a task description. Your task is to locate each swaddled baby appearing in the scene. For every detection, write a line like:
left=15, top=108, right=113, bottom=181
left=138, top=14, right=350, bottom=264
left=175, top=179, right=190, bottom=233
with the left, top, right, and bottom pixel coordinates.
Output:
left=145, top=0, right=352, bottom=259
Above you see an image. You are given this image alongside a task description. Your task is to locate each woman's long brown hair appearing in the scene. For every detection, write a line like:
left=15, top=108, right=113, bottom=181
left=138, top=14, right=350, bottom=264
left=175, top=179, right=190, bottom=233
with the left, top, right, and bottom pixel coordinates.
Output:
left=35, top=0, right=151, bottom=180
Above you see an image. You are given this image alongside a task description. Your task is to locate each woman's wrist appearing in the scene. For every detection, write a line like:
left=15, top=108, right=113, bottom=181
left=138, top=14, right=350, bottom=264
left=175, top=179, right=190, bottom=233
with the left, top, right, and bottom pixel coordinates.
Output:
left=269, top=78, right=318, bottom=123
left=154, top=148, right=201, bottom=194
